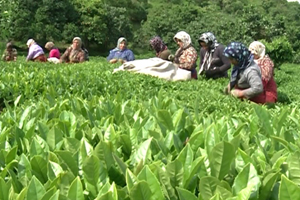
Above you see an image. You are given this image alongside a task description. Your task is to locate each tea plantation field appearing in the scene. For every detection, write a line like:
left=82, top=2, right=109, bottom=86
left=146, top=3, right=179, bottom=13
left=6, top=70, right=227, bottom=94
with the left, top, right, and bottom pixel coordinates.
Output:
left=0, top=57, right=300, bottom=200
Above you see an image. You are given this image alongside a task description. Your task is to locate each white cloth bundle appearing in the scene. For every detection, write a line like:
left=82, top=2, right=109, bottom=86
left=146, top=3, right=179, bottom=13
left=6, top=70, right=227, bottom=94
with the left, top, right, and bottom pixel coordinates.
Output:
left=113, top=58, right=191, bottom=81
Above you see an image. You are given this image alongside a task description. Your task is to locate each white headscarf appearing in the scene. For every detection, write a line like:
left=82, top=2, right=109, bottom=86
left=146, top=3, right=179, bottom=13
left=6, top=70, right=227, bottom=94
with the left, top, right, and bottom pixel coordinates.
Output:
left=26, top=39, right=35, bottom=47
left=249, top=41, right=266, bottom=59
left=72, top=37, right=82, bottom=49
left=173, top=31, right=191, bottom=49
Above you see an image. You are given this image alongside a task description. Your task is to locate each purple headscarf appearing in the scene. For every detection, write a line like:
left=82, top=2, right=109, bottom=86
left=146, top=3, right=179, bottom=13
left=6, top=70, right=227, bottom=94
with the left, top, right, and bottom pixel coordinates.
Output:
left=150, top=36, right=168, bottom=56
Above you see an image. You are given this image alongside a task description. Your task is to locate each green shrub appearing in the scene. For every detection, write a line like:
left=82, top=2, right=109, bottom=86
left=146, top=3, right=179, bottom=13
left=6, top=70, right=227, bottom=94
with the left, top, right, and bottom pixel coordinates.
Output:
left=292, top=51, right=300, bottom=64
left=261, top=36, right=293, bottom=68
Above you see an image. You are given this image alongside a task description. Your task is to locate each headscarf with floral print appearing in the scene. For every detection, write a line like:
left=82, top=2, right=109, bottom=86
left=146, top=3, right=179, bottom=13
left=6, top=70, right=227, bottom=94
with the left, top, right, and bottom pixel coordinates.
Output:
left=173, top=31, right=191, bottom=49
left=224, top=42, right=254, bottom=90
left=149, top=36, right=168, bottom=57
left=173, top=31, right=193, bottom=63
left=249, top=41, right=273, bottom=81
left=248, top=41, right=266, bottom=59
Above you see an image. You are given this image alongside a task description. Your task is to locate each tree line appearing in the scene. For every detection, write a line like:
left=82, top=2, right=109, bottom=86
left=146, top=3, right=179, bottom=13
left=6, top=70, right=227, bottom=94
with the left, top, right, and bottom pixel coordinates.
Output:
left=1, top=0, right=300, bottom=64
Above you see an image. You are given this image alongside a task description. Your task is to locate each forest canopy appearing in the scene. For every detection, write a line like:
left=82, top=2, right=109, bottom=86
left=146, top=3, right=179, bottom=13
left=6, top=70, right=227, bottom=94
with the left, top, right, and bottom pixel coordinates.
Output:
left=0, top=0, right=300, bottom=63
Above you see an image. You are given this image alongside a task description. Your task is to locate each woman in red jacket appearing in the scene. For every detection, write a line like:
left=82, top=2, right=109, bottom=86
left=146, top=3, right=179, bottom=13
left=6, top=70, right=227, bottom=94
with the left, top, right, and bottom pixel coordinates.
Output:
left=249, top=41, right=278, bottom=103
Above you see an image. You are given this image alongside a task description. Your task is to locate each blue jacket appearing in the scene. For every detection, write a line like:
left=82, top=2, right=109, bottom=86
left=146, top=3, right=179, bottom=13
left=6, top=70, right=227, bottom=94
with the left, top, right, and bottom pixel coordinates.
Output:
left=107, top=48, right=135, bottom=61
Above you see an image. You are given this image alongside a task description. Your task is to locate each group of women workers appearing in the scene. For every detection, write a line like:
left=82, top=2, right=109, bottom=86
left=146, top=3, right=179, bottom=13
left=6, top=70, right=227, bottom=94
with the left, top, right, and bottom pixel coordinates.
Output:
left=2, top=37, right=89, bottom=64
left=2, top=31, right=277, bottom=105
left=106, top=31, right=277, bottom=104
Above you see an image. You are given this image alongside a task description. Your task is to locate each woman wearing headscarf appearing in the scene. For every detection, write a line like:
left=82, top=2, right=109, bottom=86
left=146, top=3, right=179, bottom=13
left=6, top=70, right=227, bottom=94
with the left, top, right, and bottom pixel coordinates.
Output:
left=60, top=37, right=86, bottom=63
left=45, top=42, right=60, bottom=59
left=26, top=39, right=47, bottom=62
left=149, top=36, right=171, bottom=61
left=224, top=42, right=264, bottom=103
left=107, top=37, right=135, bottom=64
left=198, top=32, right=231, bottom=79
left=249, top=41, right=277, bottom=103
left=2, top=42, right=17, bottom=61
left=173, top=31, right=198, bottom=79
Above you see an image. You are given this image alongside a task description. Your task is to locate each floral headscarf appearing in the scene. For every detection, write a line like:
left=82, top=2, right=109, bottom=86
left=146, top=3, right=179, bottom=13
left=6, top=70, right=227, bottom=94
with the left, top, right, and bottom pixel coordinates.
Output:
left=248, top=41, right=266, bottom=59
left=173, top=31, right=191, bottom=49
left=224, top=42, right=253, bottom=90
left=149, top=36, right=167, bottom=56
left=249, top=41, right=274, bottom=81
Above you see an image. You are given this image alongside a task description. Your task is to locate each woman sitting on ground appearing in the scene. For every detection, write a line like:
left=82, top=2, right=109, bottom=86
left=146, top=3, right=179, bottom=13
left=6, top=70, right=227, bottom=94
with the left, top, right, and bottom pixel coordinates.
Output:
left=26, top=39, right=47, bottom=62
left=198, top=32, right=231, bottom=79
left=60, top=37, right=86, bottom=63
left=107, top=37, right=135, bottom=64
left=45, top=42, right=60, bottom=59
left=224, top=42, right=264, bottom=103
left=2, top=42, right=17, bottom=61
left=249, top=41, right=277, bottom=103
left=149, top=36, right=171, bottom=61
left=173, top=31, right=198, bottom=79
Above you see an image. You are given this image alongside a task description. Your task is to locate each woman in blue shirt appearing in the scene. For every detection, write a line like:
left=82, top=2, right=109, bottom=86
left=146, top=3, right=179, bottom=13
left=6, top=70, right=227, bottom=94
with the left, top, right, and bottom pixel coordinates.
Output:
left=107, top=37, right=135, bottom=64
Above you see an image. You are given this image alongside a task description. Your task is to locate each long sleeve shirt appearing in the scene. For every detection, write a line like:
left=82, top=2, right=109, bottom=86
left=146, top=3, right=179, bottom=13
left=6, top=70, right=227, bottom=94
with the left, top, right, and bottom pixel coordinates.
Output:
left=200, top=44, right=231, bottom=78
left=175, top=46, right=198, bottom=70
left=26, top=44, right=44, bottom=61
left=236, top=60, right=263, bottom=99
left=107, top=48, right=135, bottom=62
left=60, top=47, right=85, bottom=63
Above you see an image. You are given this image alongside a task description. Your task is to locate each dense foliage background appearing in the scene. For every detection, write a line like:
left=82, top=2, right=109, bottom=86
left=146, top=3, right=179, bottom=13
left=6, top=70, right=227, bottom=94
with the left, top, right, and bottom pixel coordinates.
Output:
left=1, top=0, right=300, bottom=64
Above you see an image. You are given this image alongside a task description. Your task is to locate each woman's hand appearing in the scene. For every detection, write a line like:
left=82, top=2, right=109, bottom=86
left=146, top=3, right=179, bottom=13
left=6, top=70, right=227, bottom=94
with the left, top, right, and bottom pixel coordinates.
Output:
left=223, top=84, right=230, bottom=95
left=109, top=59, right=118, bottom=63
left=118, top=59, right=126, bottom=64
left=231, top=89, right=244, bottom=98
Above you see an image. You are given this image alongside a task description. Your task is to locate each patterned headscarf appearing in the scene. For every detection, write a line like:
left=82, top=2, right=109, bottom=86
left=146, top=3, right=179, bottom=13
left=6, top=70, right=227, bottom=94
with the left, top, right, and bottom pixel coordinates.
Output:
left=198, top=32, right=220, bottom=74
left=173, top=31, right=191, bottom=49
left=198, top=32, right=219, bottom=50
left=6, top=42, right=13, bottom=49
left=224, top=42, right=253, bottom=90
left=72, top=37, right=82, bottom=48
left=149, top=36, right=167, bottom=56
left=249, top=41, right=273, bottom=81
left=249, top=41, right=266, bottom=59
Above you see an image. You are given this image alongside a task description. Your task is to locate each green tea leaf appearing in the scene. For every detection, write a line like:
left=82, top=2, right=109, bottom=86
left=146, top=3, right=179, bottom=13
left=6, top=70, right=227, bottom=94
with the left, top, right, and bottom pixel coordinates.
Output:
left=279, top=175, right=300, bottom=200
left=129, top=181, right=153, bottom=200
left=199, top=176, right=220, bottom=200
left=0, top=177, right=9, bottom=200
left=56, top=150, right=79, bottom=176
left=26, top=176, right=46, bottom=200
left=287, top=151, right=300, bottom=185
left=232, top=163, right=261, bottom=196
left=137, top=165, right=164, bottom=200
left=209, top=141, right=235, bottom=180
left=67, top=177, right=84, bottom=200
left=176, top=187, right=198, bottom=200
left=130, top=138, right=152, bottom=166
